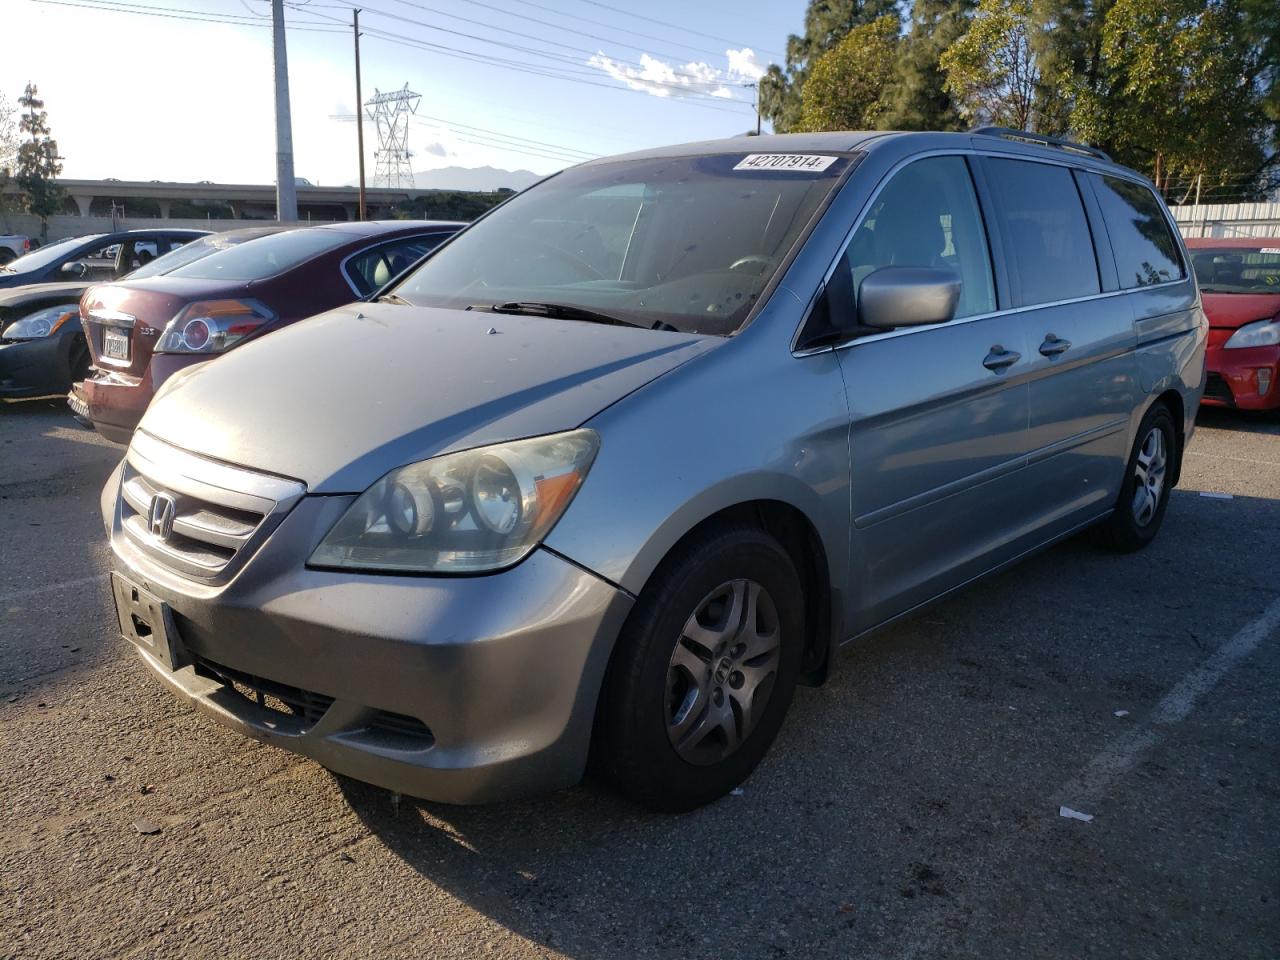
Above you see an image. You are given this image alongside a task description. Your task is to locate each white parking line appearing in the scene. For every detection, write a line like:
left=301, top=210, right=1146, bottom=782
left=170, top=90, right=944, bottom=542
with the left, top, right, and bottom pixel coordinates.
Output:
left=0, top=573, right=109, bottom=605
left=1057, top=591, right=1280, bottom=817
left=898, top=592, right=1280, bottom=959
left=1187, top=451, right=1280, bottom=467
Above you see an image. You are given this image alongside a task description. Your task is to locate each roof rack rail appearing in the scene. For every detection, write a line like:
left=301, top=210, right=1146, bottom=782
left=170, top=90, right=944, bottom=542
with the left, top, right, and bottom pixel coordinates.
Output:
left=969, top=126, right=1112, bottom=163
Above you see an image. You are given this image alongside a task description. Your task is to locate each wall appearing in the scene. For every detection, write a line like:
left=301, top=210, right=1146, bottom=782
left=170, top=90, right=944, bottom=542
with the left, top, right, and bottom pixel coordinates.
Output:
left=1170, top=202, right=1280, bottom=239
left=0, top=212, right=338, bottom=242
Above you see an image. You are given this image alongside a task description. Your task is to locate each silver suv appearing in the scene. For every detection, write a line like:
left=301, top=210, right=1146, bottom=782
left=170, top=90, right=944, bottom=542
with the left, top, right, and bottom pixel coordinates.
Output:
left=102, top=130, right=1205, bottom=810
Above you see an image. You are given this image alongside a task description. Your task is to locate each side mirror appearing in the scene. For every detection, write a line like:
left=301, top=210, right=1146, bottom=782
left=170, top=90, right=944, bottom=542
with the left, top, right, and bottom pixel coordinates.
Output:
left=858, top=266, right=960, bottom=330
left=61, top=261, right=88, bottom=278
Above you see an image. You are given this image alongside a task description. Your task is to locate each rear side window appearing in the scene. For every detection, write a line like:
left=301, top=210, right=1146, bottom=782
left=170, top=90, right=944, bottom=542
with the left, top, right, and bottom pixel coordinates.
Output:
left=987, top=159, right=1099, bottom=307
left=843, top=155, right=995, bottom=319
left=345, top=234, right=446, bottom=297
left=1090, top=175, right=1184, bottom=288
left=168, top=228, right=355, bottom=282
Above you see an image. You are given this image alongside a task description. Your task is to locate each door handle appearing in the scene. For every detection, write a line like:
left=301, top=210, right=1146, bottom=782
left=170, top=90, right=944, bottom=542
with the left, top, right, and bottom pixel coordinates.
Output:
left=1039, top=334, right=1072, bottom=357
left=982, top=345, right=1021, bottom=372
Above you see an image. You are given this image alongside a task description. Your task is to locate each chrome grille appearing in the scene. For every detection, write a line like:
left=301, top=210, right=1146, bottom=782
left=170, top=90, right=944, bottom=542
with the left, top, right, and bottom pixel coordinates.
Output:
left=117, top=431, right=305, bottom=582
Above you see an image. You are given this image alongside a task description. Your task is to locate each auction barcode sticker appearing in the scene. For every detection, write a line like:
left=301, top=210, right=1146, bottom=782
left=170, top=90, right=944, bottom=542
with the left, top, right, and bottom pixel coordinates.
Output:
left=733, top=154, right=838, bottom=172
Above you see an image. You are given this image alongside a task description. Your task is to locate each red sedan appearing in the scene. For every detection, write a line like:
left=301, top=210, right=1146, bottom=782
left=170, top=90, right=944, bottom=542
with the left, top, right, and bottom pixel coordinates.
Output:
left=1186, top=238, right=1280, bottom=413
left=78, top=220, right=460, bottom=443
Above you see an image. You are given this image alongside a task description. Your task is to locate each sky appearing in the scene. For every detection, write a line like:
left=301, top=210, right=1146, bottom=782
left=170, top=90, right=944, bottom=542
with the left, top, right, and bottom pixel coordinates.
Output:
left=1, top=0, right=808, bottom=185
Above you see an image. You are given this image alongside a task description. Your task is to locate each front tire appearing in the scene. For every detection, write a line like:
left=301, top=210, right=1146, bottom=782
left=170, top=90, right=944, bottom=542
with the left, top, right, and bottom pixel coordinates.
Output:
left=1095, top=403, right=1176, bottom=552
left=591, top=525, right=804, bottom=812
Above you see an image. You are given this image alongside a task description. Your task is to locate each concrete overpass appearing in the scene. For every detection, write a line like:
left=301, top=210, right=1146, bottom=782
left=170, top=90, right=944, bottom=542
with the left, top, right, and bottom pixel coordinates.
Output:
left=5, top=178, right=449, bottom=222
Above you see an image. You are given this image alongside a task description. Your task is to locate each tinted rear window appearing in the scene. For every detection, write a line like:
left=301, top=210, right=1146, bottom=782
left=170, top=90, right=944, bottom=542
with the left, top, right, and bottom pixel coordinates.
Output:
left=987, top=158, right=1099, bottom=307
left=167, top=228, right=355, bottom=281
left=1091, top=175, right=1184, bottom=288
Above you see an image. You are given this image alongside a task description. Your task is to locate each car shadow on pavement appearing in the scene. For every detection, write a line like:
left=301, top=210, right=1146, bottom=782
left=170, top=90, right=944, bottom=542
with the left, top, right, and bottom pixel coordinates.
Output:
left=331, top=488, right=1280, bottom=959
left=1195, top=406, right=1280, bottom=436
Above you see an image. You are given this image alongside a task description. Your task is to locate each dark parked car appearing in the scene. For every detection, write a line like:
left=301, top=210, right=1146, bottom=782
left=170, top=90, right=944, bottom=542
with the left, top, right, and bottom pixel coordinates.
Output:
left=1, top=228, right=283, bottom=400
left=0, top=229, right=208, bottom=290
left=80, top=220, right=462, bottom=442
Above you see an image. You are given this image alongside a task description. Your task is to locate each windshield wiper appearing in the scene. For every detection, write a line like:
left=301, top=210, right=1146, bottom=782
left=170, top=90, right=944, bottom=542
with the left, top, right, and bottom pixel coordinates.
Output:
left=377, top=291, right=412, bottom=305
left=479, top=301, right=644, bottom=328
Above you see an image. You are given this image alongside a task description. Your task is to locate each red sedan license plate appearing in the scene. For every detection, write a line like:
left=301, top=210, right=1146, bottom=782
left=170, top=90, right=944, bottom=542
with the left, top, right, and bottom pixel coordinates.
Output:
left=111, top=573, right=185, bottom=670
left=103, top=327, right=130, bottom=361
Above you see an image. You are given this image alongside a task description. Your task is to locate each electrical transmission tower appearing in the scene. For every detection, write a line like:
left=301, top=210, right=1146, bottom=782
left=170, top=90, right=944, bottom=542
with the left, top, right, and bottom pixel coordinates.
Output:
left=365, top=84, right=420, bottom=188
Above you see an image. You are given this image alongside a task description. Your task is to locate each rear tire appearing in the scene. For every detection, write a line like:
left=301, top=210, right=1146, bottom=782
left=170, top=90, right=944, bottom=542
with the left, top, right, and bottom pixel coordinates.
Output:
left=1095, top=403, right=1176, bottom=552
left=591, top=525, right=804, bottom=812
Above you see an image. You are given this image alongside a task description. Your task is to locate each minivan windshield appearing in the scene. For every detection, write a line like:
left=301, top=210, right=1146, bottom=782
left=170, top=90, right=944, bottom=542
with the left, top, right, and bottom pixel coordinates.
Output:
left=1192, top=247, right=1280, bottom=294
left=391, top=153, right=854, bottom=335
left=166, top=228, right=356, bottom=282
left=1, top=235, right=101, bottom=273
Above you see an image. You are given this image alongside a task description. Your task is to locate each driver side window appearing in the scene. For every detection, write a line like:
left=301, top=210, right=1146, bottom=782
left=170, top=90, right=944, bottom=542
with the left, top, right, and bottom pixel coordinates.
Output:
left=844, top=156, right=995, bottom=319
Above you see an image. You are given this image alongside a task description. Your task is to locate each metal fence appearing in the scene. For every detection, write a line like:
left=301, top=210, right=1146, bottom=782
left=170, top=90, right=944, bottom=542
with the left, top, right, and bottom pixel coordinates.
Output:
left=1170, top=202, right=1280, bottom=239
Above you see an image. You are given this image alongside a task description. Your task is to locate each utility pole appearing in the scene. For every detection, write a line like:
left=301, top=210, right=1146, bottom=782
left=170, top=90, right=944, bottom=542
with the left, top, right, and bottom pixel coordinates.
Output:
left=743, top=82, right=761, bottom=135
left=353, top=9, right=366, bottom=221
left=271, top=0, right=298, bottom=222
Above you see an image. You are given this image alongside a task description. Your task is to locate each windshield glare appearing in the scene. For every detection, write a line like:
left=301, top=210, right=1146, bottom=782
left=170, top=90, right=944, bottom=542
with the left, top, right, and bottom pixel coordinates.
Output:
left=391, top=153, right=853, bottom=335
left=126, top=235, right=226, bottom=279
left=166, top=228, right=355, bottom=282
left=1192, top=247, right=1280, bottom=293
left=3, top=235, right=102, bottom=273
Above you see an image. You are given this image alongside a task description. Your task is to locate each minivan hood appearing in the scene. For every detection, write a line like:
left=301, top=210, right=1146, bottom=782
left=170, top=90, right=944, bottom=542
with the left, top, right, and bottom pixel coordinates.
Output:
left=140, top=302, right=719, bottom=492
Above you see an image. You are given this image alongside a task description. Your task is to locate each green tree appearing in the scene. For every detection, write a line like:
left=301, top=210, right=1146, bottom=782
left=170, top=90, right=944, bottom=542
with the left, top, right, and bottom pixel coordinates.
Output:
left=1072, top=0, right=1274, bottom=198
left=1028, top=0, right=1115, bottom=137
left=16, top=83, right=64, bottom=235
left=0, top=92, right=18, bottom=214
left=880, top=0, right=974, bottom=130
left=760, top=0, right=901, bottom=133
left=796, top=16, right=900, bottom=131
left=941, top=0, right=1044, bottom=131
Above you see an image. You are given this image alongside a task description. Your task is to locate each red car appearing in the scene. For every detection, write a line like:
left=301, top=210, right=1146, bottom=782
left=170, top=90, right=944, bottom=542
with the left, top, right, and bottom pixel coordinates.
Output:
left=1186, top=237, right=1280, bottom=413
left=78, top=220, right=461, bottom=442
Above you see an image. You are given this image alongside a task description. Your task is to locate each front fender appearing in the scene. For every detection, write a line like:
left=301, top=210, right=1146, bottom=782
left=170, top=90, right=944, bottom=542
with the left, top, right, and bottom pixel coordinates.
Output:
left=545, top=330, right=852, bottom=638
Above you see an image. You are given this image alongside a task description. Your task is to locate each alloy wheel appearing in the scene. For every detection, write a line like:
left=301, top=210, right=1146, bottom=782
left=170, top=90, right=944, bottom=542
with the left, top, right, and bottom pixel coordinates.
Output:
left=1131, top=426, right=1167, bottom=526
left=664, top=579, right=781, bottom=765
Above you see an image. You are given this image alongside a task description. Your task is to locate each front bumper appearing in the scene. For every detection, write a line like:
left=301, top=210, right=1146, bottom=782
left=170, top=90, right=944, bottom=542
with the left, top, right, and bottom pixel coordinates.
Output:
left=83, top=353, right=206, bottom=443
left=0, top=328, right=81, bottom=398
left=102, top=460, right=633, bottom=804
left=1204, top=334, right=1280, bottom=411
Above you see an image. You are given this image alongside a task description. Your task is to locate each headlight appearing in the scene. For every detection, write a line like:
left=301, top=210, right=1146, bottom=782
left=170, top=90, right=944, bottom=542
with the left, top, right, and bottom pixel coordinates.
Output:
left=3, top=305, right=77, bottom=340
left=309, top=430, right=599, bottom=573
left=155, top=299, right=274, bottom=354
left=1223, top=318, right=1280, bottom=349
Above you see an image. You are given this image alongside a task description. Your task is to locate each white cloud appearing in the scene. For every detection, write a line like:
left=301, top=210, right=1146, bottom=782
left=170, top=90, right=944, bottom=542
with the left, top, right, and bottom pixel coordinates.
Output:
left=587, top=52, right=733, bottom=99
left=420, top=140, right=448, bottom=158
left=726, top=48, right=766, bottom=83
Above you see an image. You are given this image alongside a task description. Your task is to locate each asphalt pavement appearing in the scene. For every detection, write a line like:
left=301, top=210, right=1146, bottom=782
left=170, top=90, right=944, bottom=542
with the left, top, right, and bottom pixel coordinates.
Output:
left=1, top=398, right=1277, bottom=960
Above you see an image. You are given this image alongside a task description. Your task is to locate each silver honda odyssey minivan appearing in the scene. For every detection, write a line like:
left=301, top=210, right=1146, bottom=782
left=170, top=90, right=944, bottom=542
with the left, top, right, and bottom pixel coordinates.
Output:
left=103, top=130, right=1205, bottom=810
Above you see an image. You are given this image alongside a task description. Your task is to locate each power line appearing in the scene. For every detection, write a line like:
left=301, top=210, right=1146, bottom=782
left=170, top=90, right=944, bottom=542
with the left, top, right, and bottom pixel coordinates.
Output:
left=332, top=111, right=600, bottom=163
left=566, top=0, right=783, bottom=59
left=28, top=0, right=344, bottom=30
left=442, top=0, right=725, bottom=66
left=489, top=0, right=731, bottom=60
left=346, top=0, right=755, bottom=99
left=293, top=3, right=753, bottom=116
left=413, top=115, right=597, bottom=159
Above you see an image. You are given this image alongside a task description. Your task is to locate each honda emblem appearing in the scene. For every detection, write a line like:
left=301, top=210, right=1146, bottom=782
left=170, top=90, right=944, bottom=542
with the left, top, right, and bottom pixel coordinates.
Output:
left=147, top=493, right=177, bottom=541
